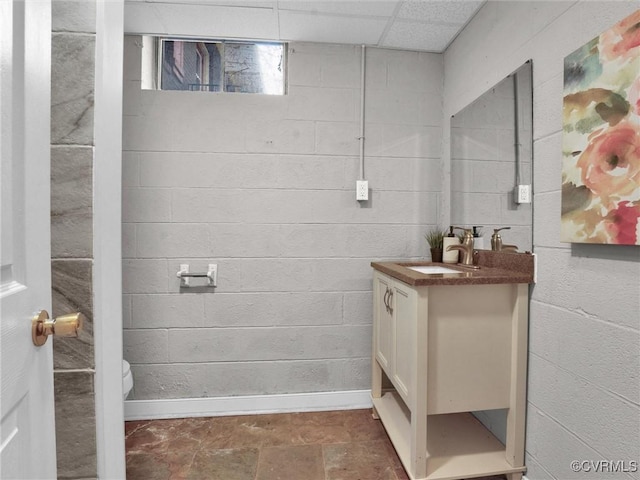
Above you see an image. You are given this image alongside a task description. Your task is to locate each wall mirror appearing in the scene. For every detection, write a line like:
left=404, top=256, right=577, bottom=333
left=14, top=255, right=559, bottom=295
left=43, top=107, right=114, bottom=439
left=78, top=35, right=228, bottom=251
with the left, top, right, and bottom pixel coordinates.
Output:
left=450, top=61, right=533, bottom=252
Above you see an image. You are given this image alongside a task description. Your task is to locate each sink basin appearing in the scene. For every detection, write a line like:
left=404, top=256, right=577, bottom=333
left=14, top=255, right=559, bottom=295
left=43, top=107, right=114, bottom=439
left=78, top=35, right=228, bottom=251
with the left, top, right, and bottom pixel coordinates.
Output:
left=408, top=266, right=462, bottom=275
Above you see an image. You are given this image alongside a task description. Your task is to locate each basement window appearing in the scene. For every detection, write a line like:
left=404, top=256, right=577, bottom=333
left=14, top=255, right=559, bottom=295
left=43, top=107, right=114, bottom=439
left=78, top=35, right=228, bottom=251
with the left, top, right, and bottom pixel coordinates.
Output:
left=150, top=38, right=286, bottom=95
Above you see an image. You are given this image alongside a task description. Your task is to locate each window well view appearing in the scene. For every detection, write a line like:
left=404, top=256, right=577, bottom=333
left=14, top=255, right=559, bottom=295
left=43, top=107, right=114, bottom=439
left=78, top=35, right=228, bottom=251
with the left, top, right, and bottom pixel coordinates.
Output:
left=160, top=39, right=285, bottom=95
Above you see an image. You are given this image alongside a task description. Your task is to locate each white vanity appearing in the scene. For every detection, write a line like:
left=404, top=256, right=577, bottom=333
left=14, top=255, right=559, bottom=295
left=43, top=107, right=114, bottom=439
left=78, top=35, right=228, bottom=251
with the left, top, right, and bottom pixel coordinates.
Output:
left=371, top=251, right=534, bottom=480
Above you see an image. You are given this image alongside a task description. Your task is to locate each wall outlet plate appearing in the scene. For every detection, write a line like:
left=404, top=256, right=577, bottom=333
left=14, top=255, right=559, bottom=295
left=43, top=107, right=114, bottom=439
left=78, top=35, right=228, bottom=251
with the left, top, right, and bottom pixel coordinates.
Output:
left=356, top=180, right=368, bottom=201
left=516, top=184, right=531, bottom=204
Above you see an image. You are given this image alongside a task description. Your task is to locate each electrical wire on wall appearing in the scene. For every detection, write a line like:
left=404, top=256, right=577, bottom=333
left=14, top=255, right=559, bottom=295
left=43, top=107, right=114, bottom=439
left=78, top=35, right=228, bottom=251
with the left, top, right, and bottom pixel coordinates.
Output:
left=356, top=45, right=369, bottom=202
left=512, top=61, right=533, bottom=205
left=513, top=71, right=521, bottom=189
left=359, top=44, right=366, bottom=180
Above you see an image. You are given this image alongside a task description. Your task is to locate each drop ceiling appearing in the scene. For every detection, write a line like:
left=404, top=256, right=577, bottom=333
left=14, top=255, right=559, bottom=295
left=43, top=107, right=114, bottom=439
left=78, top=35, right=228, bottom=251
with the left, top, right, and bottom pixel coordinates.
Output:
left=124, top=0, right=485, bottom=53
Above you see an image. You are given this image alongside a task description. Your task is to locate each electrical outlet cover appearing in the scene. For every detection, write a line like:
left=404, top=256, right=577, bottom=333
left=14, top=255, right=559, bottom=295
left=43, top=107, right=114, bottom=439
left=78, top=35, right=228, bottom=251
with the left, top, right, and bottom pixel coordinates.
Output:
left=356, top=180, right=368, bottom=201
left=516, top=184, right=532, bottom=204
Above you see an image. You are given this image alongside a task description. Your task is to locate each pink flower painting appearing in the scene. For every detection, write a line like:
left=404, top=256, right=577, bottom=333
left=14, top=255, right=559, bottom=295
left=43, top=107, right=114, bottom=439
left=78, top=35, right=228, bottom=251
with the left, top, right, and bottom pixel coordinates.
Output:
left=562, top=9, right=640, bottom=245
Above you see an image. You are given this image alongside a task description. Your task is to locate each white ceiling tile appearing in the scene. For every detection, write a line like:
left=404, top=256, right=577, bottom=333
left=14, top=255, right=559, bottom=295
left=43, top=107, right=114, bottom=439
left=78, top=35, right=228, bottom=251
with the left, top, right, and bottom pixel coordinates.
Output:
left=124, top=0, right=484, bottom=52
left=132, top=0, right=276, bottom=6
left=382, top=20, right=460, bottom=52
left=397, top=0, right=484, bottom=25
left=277, top=0, right=399, bottom=17
left=279, top=10, right=389, bottom=44
left=124, top=2, right=280, bottom=39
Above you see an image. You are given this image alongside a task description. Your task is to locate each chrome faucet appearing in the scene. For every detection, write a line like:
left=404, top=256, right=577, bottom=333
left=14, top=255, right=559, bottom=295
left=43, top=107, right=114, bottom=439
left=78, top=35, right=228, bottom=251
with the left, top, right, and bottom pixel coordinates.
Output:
left=491, top=227, right=518, bottom=252
left=446, top=227, right=475, bottom=266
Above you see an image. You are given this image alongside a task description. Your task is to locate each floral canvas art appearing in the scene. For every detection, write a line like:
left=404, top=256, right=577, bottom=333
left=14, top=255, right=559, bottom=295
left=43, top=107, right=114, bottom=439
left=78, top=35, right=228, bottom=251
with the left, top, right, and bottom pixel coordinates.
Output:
left=562, top=9, right=640, bottom=245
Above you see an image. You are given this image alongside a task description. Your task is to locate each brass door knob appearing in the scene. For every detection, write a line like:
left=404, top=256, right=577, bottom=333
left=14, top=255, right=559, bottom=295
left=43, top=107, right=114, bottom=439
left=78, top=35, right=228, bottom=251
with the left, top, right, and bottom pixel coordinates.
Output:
left=32, top=310, right=85, bottom=346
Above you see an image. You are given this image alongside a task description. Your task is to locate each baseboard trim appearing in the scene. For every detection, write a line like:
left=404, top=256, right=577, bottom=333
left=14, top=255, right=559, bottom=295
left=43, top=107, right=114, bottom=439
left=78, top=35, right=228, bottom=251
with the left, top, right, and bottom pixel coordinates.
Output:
left=124, top=390, right=373, bottom=421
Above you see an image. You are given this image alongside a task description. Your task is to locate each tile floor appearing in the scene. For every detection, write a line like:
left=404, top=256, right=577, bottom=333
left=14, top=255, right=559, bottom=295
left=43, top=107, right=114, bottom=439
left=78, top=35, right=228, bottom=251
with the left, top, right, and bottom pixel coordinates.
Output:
left=125, top=409, right=507, bottom=480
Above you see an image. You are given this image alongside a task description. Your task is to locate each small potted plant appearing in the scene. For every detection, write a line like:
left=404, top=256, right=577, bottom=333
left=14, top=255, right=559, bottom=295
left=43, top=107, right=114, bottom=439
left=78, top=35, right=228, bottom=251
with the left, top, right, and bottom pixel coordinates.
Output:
left=424, top=228, right=446, bottom=262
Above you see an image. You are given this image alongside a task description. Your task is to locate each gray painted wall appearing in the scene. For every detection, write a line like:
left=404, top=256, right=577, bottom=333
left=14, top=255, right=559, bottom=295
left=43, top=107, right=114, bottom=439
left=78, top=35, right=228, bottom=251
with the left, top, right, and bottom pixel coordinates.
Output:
left=443, top=2, right=640, bottom=479
left=122, top=39, right=444, bottom=399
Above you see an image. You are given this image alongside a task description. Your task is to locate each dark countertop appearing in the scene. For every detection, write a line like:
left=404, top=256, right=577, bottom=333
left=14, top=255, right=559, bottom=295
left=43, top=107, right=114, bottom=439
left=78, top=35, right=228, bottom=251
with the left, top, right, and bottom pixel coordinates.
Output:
left=371, top=250, right=535, bottom=286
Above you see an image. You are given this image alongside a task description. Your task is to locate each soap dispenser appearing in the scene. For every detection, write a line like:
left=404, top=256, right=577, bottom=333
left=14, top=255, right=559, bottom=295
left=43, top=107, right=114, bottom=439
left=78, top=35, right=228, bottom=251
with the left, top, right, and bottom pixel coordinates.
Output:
left=442, top=226, right=460, bottom=264
left=472, top=226, right=484, bottom=250
left=491, top=227, right=510, bottom=251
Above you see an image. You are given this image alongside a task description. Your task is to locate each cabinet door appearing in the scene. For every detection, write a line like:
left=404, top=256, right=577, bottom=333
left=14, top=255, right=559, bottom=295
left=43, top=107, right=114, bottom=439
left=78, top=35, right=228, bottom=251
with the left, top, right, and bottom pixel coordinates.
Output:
left=392, top=282, right=414, bottom=402
left=373, top=272, right=393, bottom=374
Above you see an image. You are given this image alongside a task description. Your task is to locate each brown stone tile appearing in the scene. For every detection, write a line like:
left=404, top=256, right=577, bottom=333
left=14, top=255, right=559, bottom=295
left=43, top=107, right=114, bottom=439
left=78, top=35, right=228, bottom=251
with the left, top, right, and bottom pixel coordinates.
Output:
left=324, top=440, right=399, bottom=480
left=288, top=409, right=384, bottom=445
left=125, top=419, right=176, bottom=455
left=212, top=413, right=295, bottom=448
left=165, top=436, right=204, bottom=479
left=234, top=413, right=292, bottom=432
left=126, top=452, right=171, bottom=480
left=395, top=466, right=410, bottom=480
left=291, top=422, right=352, bottom=445
left=208, top=415, right=241, bottom=428
left=198, top=423, right=239, bottom=449
left=256, top=445, right=324, bottom=480
left=126, top=411, right=417, bottom=480
left=187, top=448, right=259, bottom=480
left=344, top=409, right=389, bottom=442
left=290, top=410, right=352, bottom=426
left=381, top=435, right=409, bottom=480
left=170, top=416, right=217, bottom=442
left=126, top=417, right=234, bottom=454
left=125, top=419, right=150, bottom=435
left=288, top=409, right=353, bottom=444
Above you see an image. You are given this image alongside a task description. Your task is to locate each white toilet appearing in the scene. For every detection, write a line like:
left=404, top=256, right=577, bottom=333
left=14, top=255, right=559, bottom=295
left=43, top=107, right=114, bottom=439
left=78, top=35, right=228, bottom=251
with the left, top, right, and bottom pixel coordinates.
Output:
left=122, top=360, right=134, bottom=400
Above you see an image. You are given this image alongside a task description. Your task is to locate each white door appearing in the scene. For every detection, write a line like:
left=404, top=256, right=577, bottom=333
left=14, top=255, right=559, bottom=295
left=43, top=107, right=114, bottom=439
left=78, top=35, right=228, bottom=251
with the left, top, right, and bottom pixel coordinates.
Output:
left=0, top=0, right=56, bottom=478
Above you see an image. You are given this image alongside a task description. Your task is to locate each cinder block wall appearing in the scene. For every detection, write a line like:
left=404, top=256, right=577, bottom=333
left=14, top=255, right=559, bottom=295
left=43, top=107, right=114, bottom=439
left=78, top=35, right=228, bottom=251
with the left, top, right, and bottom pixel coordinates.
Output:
left=443, top=2, right=640, bottom=479
left=122, top=38, right=444, bottom=400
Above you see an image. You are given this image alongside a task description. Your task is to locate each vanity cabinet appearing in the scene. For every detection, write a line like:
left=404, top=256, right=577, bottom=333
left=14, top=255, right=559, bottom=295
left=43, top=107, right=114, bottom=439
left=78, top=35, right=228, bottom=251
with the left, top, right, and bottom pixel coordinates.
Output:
left=371, top=264, right=530, bottom=480
left=373, top=273, right=415, bottom=404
